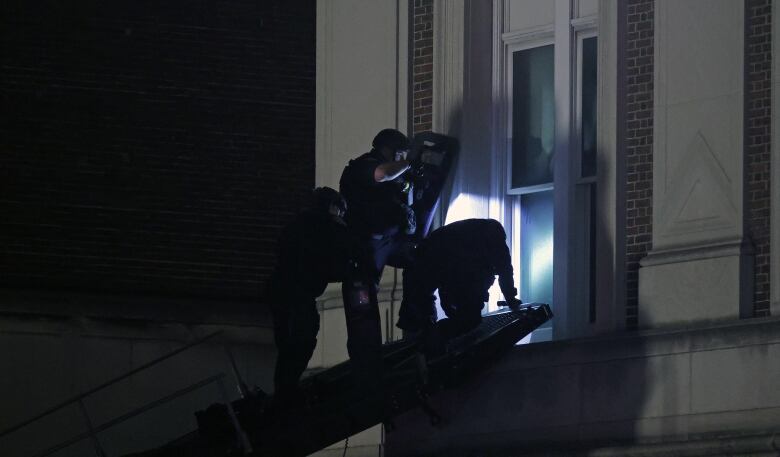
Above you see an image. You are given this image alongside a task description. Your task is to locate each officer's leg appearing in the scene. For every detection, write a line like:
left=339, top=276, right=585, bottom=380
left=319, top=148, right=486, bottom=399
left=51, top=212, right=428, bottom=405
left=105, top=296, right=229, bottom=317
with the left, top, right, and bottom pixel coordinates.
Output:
left=273, top=306, right=297, bottom=398
left=438, top=284, right=484, bottom=339
left=435, top=288, right=457, bottom=340
left=387, top=237, right=437, bottom=334
left=343, top=235, right=398, bottom=389
left=385, top=237, right=416, bottom=270
left=371, top=236, right=395, bottom=279
left=273, top=300, right=319, bottom=400
left=457, top=297, right=484, bottom=334
left=453, top=285, right=485, bottom=335
left=342, top=279, right=383, bottom=389
left=272, top=307, right=289, bottom=394
left=288, top=301, right=320, bottom=387
left=397, top=259, right=437, bottom=334
left=387, top=235, right=418, bottom=318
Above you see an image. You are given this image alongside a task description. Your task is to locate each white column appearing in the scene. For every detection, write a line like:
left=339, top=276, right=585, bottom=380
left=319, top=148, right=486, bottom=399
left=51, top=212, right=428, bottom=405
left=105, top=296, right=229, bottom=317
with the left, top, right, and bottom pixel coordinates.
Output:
left=315, top=0, right=409, bottom=189
left=638, top=0, right=750, bottom=327
left=594, top=0, right=623, bottom=332
left=433, top=0, right=465, bottom=137
left=313, top=2, right=409, bottom=452
left=552, top=0, right=575, bottom=338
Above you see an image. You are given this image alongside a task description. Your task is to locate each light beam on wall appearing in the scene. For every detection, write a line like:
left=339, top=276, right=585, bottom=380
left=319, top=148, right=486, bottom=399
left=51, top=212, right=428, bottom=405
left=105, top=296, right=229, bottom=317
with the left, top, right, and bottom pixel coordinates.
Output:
left=444, top=192, right=482, bottom=224
left=530, top=236, right=553, bottom=286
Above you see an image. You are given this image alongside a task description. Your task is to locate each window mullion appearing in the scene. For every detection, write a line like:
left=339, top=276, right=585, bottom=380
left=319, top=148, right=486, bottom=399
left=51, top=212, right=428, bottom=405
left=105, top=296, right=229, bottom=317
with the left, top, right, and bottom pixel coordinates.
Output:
left=552, top=0, right=574, bottom=339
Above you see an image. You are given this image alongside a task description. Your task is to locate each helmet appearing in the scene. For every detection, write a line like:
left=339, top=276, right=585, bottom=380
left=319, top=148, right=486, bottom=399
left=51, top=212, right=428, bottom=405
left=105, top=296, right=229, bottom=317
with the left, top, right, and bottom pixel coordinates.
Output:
left=312, top=187, right=346, bottom=214
left=372, top=128, right=409, bottom=152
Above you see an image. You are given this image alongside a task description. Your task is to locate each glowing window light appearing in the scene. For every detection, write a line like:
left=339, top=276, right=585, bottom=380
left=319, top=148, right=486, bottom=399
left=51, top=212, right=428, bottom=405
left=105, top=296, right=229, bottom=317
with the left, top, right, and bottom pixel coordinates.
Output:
left=443, top=192, right=506, bottom=311
left=530, top=236, right=553, bottom=285
left=445, top=193, right=479, bottom=224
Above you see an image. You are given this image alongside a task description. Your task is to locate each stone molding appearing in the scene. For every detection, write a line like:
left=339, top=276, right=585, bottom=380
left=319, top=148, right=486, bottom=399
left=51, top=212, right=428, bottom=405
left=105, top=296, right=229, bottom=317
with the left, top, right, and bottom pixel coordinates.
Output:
left=640, top=238, right=755, bottom=267
left=640, top=0, right=750, bottom=327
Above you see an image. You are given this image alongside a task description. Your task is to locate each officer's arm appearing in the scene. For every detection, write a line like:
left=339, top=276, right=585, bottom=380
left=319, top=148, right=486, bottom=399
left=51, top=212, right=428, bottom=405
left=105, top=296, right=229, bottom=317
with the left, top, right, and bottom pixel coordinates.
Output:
left=374, top=160, right=410, bottom=182
left=495, top=252, right=518, bottom=303
left=490, top=228, right=520, bottom=305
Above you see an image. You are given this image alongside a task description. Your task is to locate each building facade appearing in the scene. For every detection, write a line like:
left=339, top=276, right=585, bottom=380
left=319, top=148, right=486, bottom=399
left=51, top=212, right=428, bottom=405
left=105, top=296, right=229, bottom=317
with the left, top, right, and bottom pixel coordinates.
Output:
left=1, top=1, right=778, bottom=456
left=316, top=0, right=780, bottom=455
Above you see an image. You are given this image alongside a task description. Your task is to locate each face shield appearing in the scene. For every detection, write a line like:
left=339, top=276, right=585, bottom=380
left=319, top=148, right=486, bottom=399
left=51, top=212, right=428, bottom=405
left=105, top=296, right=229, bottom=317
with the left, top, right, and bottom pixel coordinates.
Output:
left=394, top=149, right=409, bottom=162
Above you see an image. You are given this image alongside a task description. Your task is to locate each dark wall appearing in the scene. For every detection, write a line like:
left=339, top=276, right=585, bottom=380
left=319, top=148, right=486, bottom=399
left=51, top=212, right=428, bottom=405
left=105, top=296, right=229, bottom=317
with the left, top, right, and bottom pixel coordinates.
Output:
left=0, top=0, right=315, bottom=302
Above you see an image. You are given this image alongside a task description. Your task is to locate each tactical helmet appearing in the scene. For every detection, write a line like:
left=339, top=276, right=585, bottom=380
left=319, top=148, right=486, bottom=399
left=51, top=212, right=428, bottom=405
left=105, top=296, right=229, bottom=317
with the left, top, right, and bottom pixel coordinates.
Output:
left=312, top=187, right=346, bottom=214
left=372, top=128, right=409, bottom=152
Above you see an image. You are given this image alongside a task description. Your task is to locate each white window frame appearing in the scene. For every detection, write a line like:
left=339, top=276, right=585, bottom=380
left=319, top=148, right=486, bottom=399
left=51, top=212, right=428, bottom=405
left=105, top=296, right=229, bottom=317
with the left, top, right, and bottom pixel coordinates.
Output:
left=496, top=1, right=604, bottom=340
left=571, top=20, right=600, bottom=330
left=574, top=24, right=599, bottom=184
left=502, top=30, right=555, bottom=337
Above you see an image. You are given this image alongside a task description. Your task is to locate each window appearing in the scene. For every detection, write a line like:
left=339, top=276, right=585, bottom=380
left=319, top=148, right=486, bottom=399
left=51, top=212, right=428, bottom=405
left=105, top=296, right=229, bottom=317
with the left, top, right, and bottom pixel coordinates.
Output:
left=501, top=4, right=599, bottom=340
left=510, top=45, right=555, bottom=192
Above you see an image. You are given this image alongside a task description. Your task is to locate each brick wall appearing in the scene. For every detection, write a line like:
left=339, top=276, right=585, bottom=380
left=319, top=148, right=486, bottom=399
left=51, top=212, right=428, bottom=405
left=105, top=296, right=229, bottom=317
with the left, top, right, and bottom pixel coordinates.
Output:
left=745, top=0, right=772, bottom=317
left=624, top=0, right=654, bottom=329
left=413, top=0, right=434, bottom=134
left=0, top=0, right=315, bottom=302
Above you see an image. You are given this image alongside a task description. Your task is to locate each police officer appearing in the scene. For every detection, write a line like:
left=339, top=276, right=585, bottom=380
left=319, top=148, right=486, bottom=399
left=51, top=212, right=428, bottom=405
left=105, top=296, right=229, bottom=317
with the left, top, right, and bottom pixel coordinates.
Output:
left=399, top=218, right=522, bottom=341
left=267, top=187, right=350, bottom=403
left=339, top=128, right=417, bottom=387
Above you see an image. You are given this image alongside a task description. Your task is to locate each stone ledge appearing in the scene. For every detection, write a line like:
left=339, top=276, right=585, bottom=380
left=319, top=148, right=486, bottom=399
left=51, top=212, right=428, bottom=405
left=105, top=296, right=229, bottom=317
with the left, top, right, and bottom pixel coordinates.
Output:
left=419, top=429, right=780, bottom=457
left=497, top=315, right=780, bottom=371
left=386, top=317, right=780, bottom=456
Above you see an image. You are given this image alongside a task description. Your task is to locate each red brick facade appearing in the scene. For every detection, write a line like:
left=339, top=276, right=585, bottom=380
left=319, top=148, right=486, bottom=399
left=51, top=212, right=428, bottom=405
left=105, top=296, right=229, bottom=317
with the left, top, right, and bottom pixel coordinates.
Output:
left=746, top=0, right=772, bottom=317
left=0, top=0, right=316, bottom=303
left=413, top=0, right=434, bottom=134
left=624, top=0, right=655, bottom=329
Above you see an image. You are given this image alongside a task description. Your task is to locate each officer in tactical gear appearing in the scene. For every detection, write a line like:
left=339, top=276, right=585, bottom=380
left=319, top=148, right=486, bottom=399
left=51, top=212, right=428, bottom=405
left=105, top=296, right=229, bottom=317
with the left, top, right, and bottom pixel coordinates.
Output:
left=398, top=218, right=522, bottom=342
left=267, top=187, right=350, bottom=402
left=339, top=128, right=417, bottom=387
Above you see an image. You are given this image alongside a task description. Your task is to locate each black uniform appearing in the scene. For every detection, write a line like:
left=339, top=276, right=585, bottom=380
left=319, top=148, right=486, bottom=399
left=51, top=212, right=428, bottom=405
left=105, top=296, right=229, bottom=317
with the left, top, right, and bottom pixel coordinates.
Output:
left=268, top=210, right=350, bottom=399
left=399, top=218, right=518, bottom=338
left=339, top=149, right=415, bottom=385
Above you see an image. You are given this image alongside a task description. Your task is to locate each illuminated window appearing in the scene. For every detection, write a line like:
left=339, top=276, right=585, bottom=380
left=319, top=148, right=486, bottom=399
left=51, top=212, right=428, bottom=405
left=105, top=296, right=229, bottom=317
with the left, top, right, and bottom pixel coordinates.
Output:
left=503, top=9, right=600, bottom=340
left=519, top=190, right=554, bottom=307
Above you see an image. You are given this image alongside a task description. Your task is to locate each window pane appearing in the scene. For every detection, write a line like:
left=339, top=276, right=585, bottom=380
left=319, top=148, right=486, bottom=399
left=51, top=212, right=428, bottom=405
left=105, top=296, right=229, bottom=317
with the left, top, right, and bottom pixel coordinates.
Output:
left=520, top=190, right=554, bottom=310
left=581, top=37, right=598, bottom=178
left=511, top=45, right=555, bottom=190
